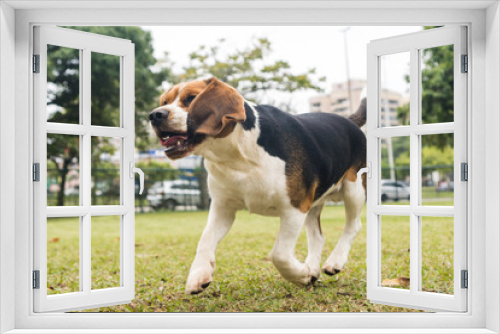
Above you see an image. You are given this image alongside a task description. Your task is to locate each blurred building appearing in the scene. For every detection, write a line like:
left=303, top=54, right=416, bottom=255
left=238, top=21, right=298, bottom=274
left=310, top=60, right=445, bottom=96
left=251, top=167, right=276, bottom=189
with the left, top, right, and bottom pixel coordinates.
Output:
left=309, top=79, right=408, bottom=127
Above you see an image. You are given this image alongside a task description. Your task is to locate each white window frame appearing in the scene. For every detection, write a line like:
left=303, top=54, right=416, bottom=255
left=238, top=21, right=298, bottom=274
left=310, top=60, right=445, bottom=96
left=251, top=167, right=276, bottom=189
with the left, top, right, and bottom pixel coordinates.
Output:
left=366, top=26, right=467, bottom=312
left=33, top=26, right=136, bottom=312
left=0, top=1, right=499, bottom=333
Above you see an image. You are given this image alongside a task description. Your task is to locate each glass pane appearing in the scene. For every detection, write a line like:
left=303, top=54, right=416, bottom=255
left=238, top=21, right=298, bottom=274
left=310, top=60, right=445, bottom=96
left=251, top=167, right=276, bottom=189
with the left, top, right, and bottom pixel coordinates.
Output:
left=421, top=216, right=454, bottom=294
left=380, top=52, right=410, bottom=127
left=91, top=137, right=121, bottom=205
left=381, top=215, right=410, bottom=290
left=421, top=45, right=454, bottom=124
left=91, top=215, right=121, bottom=289
left=47, top=134, right=80, bottom=206
left=380, top=136, right=410, bottom=204
left=47, top=217, right=80, bottom=294
left=91, top=52, right=121, bottom=127
left=421, top=134, right=454, bottom=206
left=47, top=45, right=80, bottom=124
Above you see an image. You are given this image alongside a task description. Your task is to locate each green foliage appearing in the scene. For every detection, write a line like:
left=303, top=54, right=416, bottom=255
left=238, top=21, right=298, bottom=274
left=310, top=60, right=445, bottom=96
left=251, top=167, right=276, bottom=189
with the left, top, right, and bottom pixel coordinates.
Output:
left=47, top=26, right=172, bottom=205
left=380, top=143, right=453, bottom=181
left=135, top=161, right=180, bottom=190
left=396, top=26, right=454, bottom=148
left=90, top=137, right=120, bottom=205
left=164, top=37, right=326, bottom=106
left=135, top=160, right=174, bottom=170
left=395, top=145, right=454, bottom=167
left=66, top=26, right=172, bottom=149
left=380, top=137, right=411, bottom=180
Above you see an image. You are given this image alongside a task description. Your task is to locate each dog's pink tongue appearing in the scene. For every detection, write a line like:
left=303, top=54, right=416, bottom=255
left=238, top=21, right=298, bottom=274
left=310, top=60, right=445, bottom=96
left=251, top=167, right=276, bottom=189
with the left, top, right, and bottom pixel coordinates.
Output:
left=162, top=135, right=188, bottom=147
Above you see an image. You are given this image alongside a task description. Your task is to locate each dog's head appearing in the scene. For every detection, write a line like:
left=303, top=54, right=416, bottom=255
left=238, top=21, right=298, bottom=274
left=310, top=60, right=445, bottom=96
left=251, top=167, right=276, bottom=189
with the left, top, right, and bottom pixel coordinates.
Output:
left=150, top=77, right=246, bottom=159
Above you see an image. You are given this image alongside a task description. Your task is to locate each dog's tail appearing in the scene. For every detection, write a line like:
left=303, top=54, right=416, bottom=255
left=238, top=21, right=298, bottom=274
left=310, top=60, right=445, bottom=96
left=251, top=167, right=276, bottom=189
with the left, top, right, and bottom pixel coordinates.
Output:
left=348, top=97, right=367, bottom=127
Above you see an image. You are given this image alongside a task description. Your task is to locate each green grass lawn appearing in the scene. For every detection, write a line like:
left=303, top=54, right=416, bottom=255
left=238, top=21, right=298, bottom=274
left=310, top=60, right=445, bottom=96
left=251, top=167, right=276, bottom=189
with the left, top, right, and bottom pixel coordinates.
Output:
left=46, top=201, right=454, bottom=312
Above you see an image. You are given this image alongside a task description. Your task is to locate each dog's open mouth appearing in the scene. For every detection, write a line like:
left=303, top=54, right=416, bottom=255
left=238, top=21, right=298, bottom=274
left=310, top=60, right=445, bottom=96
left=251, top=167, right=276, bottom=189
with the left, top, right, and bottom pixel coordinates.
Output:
left=159, top=131, right=191, bottom=152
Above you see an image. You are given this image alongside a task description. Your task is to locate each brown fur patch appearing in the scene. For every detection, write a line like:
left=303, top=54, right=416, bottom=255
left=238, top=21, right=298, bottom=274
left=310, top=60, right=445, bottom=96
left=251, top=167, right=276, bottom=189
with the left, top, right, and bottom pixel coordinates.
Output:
left=284, top=137, right=319, bottom=213
left=317, top=215, right=323, bottom=236
left=179, top=81, right=210, bottom=108
left=297, top=179, right=318, bottom=213
left=343, top=165, right=367, bottom=192
left=188, top=78, right=246, bottom=137
left=344, top=167, right=358, bottom=182
left=156, top=78, right=245, bottom=141
left=160, top=81, right=210, bottom=109
left=160, top=85, right=180, bottom=106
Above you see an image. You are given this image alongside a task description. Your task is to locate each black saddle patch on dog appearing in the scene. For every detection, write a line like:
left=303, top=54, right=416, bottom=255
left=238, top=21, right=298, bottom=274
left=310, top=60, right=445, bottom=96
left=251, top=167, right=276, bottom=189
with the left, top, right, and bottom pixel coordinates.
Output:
left=254, top=104, right=366, bottom=202
left=241, top=102, right=256, bottom=131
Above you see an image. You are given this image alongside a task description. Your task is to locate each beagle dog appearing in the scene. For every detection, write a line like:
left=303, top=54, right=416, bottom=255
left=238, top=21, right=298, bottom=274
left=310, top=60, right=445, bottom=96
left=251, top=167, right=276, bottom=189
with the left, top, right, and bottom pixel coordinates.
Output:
left=149, top=77, right=367, bottom=294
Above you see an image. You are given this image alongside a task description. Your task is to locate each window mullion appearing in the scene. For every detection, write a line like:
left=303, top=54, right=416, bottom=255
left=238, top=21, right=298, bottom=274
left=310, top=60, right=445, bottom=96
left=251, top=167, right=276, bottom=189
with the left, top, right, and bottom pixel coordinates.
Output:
left=81, top=47, right=92, bottom=294
left=409, top=47, right=420, bottom=295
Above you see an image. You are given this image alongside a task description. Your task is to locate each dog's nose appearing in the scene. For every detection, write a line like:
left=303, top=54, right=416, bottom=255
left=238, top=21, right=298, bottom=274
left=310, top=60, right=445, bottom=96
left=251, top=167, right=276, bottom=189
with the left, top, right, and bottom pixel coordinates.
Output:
left=149, top=110, right=169, bottom=124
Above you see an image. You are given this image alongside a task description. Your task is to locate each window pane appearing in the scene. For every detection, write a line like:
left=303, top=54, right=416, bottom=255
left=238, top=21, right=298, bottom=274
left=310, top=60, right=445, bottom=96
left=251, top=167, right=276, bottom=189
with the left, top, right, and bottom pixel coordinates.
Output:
left=47, top=217, right=80, bottom=294
left=91, top=52, right=121, bottom=127
left=47, top=45, right=80, bottom=124
left=91, top=137, right=121, bottom=205
left=381, top=215, right=410, bottom=290
left=47, top=134, right=80, bottom=206
left=421, top=216, right=454, bottom=294
left=380, top=136, right=410, bottom=204
left=421, top=45, right=454, bottom=124
left=380, top=52, right=410, bottom=127
left=91, top=215, right=121, bottom=290
left=421, top=134, right=454, bottom=206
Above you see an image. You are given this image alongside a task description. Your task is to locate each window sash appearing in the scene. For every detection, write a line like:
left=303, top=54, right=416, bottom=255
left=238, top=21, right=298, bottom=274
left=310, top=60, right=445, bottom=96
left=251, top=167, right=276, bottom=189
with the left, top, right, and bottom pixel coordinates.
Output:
left=33, top=25, right=136, bottom=313
left=366, top=26, right=467, bottom=312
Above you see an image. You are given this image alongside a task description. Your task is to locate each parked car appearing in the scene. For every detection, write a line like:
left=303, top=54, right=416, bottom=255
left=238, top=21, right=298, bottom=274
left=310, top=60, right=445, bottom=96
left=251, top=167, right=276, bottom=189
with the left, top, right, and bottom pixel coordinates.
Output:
left=146, top=180, right=201, bottom=210
left=381, top=180, right=410, bottom=202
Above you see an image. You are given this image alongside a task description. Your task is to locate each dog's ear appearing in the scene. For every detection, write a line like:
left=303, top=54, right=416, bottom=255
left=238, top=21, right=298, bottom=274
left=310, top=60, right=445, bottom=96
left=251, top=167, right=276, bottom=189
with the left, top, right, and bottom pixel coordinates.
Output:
left=188, top=77, right=246, bottom=138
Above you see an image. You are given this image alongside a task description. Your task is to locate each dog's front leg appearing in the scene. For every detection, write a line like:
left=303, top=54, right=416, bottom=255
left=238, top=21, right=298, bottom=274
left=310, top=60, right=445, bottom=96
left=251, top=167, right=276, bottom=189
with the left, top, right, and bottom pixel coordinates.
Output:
left=185, top=202, right=236, bottom=294
left=271, top=209, right=318, bottom=286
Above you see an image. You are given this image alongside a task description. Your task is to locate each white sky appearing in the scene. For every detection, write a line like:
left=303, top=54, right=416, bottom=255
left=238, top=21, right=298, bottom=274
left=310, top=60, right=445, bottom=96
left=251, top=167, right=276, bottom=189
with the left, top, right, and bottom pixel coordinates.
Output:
left=143, top=26, right=422, bottom=113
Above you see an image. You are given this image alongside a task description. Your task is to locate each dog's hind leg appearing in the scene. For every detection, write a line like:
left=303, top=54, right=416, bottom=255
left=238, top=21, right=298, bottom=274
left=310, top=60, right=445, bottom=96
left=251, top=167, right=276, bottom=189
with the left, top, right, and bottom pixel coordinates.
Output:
left=304, top=204, right=325, bottom=283
left=271, top=209, right=318, bottom=286
left=185, top=201, right=236, bottom=294
left=322, top=179, right=365, bottom=276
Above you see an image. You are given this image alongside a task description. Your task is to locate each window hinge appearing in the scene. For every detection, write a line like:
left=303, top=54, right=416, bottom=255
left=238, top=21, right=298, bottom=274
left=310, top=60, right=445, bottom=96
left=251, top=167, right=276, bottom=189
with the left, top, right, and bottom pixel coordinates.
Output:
left=461, top=54, right=468, bottom=73
left=461, top=162, right=468, bottom=181
left=461, top=270, right=468, bottom=289
left=33, top=163, right=40, bottom=182
left=33, top=54, right=40, bottom=73
left=33, top=270, right=40, bottom=289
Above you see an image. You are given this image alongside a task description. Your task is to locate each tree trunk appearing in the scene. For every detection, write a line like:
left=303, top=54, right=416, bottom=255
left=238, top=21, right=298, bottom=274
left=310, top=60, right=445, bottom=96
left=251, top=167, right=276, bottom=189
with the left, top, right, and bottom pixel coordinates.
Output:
left=197, top=158, right=210, bottom=210
left=57, top=159, right=70, bottom=206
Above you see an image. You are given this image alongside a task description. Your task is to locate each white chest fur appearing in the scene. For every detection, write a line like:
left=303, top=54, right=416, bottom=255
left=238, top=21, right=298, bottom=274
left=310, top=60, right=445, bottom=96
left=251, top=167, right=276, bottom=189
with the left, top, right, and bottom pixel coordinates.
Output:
left=197, top=113, right=291, bottom=217
left=205, top=152, right=288, bottom=216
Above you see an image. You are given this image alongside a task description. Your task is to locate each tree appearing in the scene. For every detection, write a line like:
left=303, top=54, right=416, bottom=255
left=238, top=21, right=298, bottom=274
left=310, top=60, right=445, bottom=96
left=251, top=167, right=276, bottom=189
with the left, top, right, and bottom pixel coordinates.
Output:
left=166, top=37, right=325, bottom=102
left=393, top=145, right=454, bottom=184
left=396, top=26, right=454, bottom=148
left=160, top=37, right=326, bottom=209
left=47, top=27, right=170, bottom=205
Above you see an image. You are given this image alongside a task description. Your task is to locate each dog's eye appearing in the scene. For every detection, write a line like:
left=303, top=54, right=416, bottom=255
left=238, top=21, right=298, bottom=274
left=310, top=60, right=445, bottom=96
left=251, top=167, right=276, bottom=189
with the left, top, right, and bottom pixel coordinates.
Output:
left=162, top=100, right=168, bottom=106
left=184, top=95, right=196, bottom=106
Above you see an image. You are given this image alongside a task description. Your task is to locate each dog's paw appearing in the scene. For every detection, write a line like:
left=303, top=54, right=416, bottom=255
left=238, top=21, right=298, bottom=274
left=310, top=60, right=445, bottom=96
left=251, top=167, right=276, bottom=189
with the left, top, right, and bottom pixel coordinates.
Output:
left=289, top=264, right=320, bottom=286
left=321, top=263, right=343, bottom=276
left=185, top=268, right=213, bottom=295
